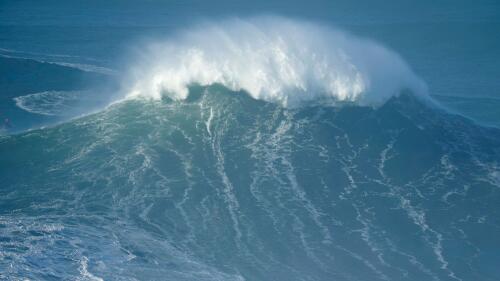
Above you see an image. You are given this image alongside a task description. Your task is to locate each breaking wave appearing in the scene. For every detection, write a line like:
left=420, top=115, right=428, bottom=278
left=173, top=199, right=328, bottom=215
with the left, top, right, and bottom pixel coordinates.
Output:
left=5, top=16, right=500, bottom=281
left=126, top=17, right=427, bottom=107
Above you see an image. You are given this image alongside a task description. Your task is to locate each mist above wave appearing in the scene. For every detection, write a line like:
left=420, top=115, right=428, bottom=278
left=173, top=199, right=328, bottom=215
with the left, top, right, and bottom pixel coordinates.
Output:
left=125, top=17, right=427, bottom=107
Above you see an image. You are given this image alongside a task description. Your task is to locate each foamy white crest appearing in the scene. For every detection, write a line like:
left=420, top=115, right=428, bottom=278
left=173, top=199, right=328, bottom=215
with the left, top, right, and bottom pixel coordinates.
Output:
left=126, top=17, right=427, bottom=107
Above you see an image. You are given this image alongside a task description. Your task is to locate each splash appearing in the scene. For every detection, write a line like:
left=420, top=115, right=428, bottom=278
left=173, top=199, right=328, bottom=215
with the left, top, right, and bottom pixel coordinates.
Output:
left=126, top=17, right=427, bottom=107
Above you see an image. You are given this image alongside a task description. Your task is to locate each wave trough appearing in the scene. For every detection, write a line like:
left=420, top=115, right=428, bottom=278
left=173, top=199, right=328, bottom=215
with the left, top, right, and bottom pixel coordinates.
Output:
left=126, top=17, right=427, bottom=107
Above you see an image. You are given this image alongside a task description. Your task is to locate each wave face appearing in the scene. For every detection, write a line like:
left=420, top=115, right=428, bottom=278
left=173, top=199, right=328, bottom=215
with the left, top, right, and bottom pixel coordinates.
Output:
left=1, top=87, right=500, bottom=281
left=127, top=18, right=427, bottom=107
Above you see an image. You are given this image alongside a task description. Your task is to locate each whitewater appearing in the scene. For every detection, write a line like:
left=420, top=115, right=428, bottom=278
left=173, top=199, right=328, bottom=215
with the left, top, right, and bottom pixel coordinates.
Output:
left=126, top=17, right=427, bottom=107
left=1, top=17, right=500, bottom=281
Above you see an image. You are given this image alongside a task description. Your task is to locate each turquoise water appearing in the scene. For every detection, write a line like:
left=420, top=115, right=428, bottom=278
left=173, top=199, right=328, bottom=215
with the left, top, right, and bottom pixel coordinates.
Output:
left=1, top=1, right=500, bottom=280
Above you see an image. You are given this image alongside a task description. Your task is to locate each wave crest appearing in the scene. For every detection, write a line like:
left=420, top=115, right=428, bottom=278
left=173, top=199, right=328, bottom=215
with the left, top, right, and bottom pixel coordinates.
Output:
left=126, top=17, right=427, bottom=107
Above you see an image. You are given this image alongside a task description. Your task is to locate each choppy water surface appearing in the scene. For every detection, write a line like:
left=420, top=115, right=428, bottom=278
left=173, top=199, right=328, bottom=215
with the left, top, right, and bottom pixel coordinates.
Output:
left=1, top=87, right=500, bottom=280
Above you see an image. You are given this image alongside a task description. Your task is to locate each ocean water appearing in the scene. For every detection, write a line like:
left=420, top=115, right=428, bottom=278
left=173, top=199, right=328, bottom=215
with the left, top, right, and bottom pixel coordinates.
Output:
left=1, top=1, right=500, bottom=281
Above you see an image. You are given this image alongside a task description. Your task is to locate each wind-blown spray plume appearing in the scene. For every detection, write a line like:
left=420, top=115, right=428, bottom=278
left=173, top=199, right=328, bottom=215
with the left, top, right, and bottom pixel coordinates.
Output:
left=126, top=17, right=427, bottom=107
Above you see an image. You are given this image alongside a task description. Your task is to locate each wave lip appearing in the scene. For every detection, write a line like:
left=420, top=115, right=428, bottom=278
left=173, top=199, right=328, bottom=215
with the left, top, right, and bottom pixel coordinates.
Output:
left=126, top=17, right=427, bottom=107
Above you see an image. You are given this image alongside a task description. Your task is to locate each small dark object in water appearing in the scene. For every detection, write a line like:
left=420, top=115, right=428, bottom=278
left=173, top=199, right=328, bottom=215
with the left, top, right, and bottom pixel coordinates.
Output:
left=3, top=118, right=12, bottom=128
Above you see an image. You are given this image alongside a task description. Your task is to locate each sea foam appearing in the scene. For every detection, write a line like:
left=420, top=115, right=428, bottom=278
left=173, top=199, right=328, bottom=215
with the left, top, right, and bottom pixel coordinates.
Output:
left=126, top=17, right=427, bottom=107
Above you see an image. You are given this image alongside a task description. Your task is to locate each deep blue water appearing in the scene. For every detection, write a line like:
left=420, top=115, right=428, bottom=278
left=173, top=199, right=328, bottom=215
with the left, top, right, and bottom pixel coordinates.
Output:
left=1, top=1, right=500, bottom=280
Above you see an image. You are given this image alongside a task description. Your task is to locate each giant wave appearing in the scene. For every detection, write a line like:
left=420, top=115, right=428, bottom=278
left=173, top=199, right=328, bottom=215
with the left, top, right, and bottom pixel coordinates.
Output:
left=1, top=17, right=500, bottom=281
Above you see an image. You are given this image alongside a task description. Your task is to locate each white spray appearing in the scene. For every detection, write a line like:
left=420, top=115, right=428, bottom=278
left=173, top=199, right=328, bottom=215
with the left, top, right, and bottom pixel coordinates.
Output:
left=126, top=17, right=427, bottom=107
